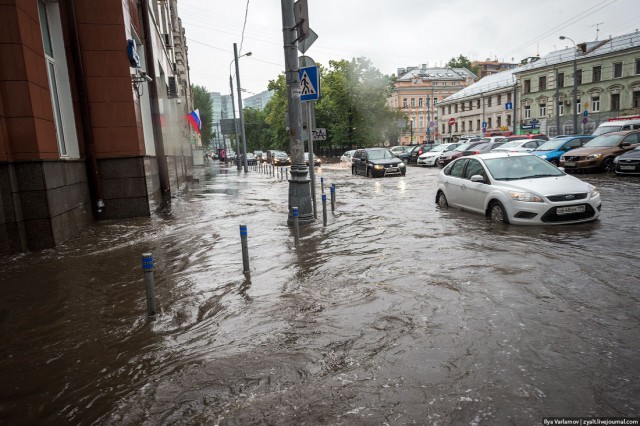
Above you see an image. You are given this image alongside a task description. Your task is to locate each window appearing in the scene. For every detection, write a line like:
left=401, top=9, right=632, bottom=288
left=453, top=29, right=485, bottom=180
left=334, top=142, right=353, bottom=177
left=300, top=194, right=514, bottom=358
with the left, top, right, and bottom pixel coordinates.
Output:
left=488, top=117, right=492, bottom=128
left=454, top=104, right=458, bottom=113
left=488, top=96, right=492, bottom=107
left=592, top=96, right=600, bottom=112
left=611, top=93, right=620, bottom=110
left=507, top=115, right=512, bottom=127
left=539, top=103, right=546, bottom=117
left=448, top=105, right=451, bottom=114
left=557, top=72, right=565, bottom=88
left=634, top=91, right=640, bottom=108
left=442, top=107, right=445, bottom=115
left=418, top=98, right=423, bottom=107
left=559, top=103, right=564, bottom=116
left=592, top=66, right=601, bottom=83
left=477, top=99, right=481, bottom=109
left=455, top=123, right=459, bottom=132
left=468, top=100, right=473, bottom=110
left=403, top=98, right=408, bottom=108
left=462, top=121, right=466, bottom=132
left=636, top=58, right=640, bottom=75
left=576, top=69, right=582, bottom=85
left=524, top=105, right=531, bottom=119
left=539, top=76, right=547, bottom=91
left=507, top=92, right=512, bottom=103
left=576, top=98, right=582, bottom=114
left=434, top=98, right=438, bottom=105
left=497, top=94, right=502, bottom=105
left=468, top=120, right=472, bottom=131
left=613, top=62, right=623, bottom=78
left=524, top=79, right=531, bottom=93
left=461, top=102, right=465, bottom=112
left=476, top=119, right=481, bottom=130
left=464, top=159, right=486, bottom=180
left=411, top=98, right=415, bottom=107
left=419, top=115, right=424, bottom=128
left=442, top=124, right=446, bottom=134
left=497, top=116, right=502, bottom=128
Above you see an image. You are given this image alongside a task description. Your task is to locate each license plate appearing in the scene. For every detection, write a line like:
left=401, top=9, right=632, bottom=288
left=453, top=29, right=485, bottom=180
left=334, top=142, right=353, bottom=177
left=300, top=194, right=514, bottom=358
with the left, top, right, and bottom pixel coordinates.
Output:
left=563, top=161, right=576, bottom=167
left=557, top=205, right=585, bottom=215
left=620, top=165, right=636, bottom=170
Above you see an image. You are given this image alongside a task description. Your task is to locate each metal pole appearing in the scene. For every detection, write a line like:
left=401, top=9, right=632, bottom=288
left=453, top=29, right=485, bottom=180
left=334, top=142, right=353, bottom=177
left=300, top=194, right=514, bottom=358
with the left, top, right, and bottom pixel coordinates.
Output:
left=307, top=102, right=317, bottom=219
left=142, top=253, right=157, bottom=317
left=330, top=184, right=335, bottom=212
left=292, top=207, right=300, bottom=246
left=555, top=69, right=561, bottom=136
left=281, top=0, right=313, bottom=225
left=234, top=43, right=249, bottom=173
left=572, top=49, right=578, bottom=135
left=322, top=194, right=327, bottom=226
left=229, top=75, right=241, bottom=170
left=240, top=225, right=250, bottom=275
left=321, top=176, right=324, bottom=193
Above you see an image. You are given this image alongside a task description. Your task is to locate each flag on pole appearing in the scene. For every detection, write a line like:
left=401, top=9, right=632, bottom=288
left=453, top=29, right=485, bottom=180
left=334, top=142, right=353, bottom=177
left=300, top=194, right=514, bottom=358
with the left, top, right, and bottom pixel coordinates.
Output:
left=187, top=109, right=201, bottom=134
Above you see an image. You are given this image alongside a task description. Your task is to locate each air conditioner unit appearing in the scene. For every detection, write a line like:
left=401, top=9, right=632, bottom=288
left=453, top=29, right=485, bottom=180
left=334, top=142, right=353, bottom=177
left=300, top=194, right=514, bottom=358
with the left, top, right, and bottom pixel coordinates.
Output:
left=168, top=76, right=179, bottom=98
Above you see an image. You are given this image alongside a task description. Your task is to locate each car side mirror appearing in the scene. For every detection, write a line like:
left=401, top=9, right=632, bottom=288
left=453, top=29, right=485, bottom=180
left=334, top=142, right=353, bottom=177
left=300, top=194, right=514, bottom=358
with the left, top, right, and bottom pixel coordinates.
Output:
left=470, top=175, right=485, bottom=183
left=620, top=142, right=632, bottom=147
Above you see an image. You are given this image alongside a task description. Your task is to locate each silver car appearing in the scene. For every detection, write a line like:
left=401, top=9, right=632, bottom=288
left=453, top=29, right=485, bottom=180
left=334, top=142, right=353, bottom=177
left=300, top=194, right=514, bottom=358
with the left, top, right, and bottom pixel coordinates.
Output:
left=435, top=152, right=601, bottom=225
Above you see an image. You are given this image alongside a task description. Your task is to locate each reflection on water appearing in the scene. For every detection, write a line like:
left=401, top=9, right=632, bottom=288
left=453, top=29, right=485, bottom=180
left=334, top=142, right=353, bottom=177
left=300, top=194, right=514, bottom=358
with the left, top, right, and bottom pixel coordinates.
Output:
left=1, top=162, right=639, bottom=425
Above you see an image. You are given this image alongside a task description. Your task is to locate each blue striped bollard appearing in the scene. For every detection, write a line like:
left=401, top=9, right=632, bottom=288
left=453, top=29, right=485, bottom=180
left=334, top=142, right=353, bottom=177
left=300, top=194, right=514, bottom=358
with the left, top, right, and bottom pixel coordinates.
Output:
left=142, top=253, right=157, bottom=317
left=293, top=207, right=300, bottom=246
left=239, top=225, right=250, bottom=275
left=322, top=194, right=327, bottom=226
left=330, top=184, right=336, bottom=212
left=321, top=176, right=325, bottom=193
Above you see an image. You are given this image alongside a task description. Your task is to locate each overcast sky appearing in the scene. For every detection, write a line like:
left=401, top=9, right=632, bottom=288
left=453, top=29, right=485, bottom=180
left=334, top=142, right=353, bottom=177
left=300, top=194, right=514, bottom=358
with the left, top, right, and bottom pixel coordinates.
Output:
left=178, top=0, right=639, bottom=98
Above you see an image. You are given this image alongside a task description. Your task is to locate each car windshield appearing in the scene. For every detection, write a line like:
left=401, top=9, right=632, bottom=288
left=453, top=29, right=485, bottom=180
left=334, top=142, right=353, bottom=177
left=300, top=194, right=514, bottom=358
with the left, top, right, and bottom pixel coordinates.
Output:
left=484, top=155, right=564, bottom=180
left=584, top=134, right=624, bottom=147
left=592, top=125, right=622, bottom=136
left=471, top=143, right=489, bottom=151
left=368, top=149, right=395, bottom=160
left=430, top=144, right=449, bottom=153
left=274, top=151, right=287, bottom=156
left=454, top=143, right=473, bottom=152
left=536, top=139, right=569, bottom=151
left=499, top=141, right=526, bottom=149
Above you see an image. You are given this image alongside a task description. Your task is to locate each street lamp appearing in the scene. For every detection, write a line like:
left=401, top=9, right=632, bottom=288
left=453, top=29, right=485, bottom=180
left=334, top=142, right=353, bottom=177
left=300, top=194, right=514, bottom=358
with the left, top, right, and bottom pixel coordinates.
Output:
left=230, top=48, right=252, bottom=171
left=559, top=36, right=578, bottom=135
left=410, top=118, right=414, bottom=144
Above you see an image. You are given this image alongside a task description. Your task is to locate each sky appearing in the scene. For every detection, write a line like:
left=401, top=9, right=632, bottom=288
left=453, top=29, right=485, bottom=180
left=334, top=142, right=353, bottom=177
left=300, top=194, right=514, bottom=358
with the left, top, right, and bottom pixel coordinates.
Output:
left=178, top=0, right=639, bottom=99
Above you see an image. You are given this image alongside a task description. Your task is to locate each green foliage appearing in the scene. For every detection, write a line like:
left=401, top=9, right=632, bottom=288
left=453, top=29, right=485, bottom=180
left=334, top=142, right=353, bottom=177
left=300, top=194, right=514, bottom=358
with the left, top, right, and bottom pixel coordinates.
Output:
left=243, top=107, right=272, bottom=152
left=446, top=54, right=479, bottom=77
left=263, top=74, right=289, bottom=151
left=191, top=84, right=214, bottom=147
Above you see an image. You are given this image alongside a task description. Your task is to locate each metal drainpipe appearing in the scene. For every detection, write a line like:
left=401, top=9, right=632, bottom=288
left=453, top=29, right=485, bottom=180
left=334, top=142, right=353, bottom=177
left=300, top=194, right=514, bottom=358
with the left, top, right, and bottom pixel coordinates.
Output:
left=66, top=0, right=105, bottom=215
left=140, top=0, right=171, bottom=201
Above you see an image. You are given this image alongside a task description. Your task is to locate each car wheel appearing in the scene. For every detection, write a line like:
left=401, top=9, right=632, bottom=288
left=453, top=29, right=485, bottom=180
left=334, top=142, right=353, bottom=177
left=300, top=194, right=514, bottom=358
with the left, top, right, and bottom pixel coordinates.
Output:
left=352, top=166, right=356, bottom=175
left=601, top=157, right=614, bottom=172
left=488, top=201, right=509, bottom=224
left=436, top=191, right=448, bottom=208
left=367, top=168, right=373, bottom=178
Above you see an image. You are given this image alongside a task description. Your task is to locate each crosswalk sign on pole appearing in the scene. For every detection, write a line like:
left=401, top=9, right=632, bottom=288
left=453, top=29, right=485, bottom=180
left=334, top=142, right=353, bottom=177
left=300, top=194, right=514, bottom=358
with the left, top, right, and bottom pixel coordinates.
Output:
left=299, top=66, right=320, bottom=102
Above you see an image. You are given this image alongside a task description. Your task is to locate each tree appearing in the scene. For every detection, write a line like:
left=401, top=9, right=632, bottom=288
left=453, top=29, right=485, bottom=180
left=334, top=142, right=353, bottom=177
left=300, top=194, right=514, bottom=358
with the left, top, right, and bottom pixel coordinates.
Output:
left=446, top=54, right=478, bottom=77
left=243, top=107, right=272, bottom=152
left=191, top=84, right=213, bottom=148
left=263, top=74, right=289, bottom=151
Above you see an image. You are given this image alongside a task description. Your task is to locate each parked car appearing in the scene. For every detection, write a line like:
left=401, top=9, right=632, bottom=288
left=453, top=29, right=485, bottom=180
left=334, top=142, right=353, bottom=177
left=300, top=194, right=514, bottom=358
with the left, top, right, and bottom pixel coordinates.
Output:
left=351, top=148, right=406, bottom=178
left=267, top=150, right=291, bottom=166
left=408, top=143, right=435, bottom=164
left=613, top=145, right=640, bottom=174
left=559, top=130, right=640, bottom=172
left=436, top=141, right=487, bottom=167
left=492, top=139, right=545, bottom=153
left=254, top=150, right=265, bottom=162
left=502, top=134, right=549, bottom=142
left=462, top=140, right=507, bottom=155
left=435, top=152, right=601, bottom=225
left=340, top=150, right=356, bottom=163
left=417, top=143, right=460, bottom=166
left=592, top=117, right=640, bottom=136
left=304, top=152, right=321, bottom=167
left=390, top=146, right=412, bottom=156
left=530, top=136, right=593, bottom=165
left=243, top=153, right=257, bottom=166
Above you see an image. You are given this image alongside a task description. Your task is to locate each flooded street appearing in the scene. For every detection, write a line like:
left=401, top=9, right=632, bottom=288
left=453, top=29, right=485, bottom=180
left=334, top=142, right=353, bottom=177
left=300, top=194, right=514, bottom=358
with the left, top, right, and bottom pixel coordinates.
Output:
left=1, top=160, right=639, bottom=425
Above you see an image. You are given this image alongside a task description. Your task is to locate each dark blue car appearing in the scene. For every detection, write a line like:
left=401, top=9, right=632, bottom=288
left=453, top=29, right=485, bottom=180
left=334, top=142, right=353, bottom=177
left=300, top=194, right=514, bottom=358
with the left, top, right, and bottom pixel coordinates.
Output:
left=530, top=135, right=594, bottom=165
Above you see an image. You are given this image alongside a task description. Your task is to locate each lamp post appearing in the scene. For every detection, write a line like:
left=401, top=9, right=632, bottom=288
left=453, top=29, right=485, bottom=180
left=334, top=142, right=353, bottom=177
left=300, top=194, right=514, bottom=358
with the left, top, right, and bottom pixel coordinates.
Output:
left=229, top=52, right=252, bottom=170
left=410, top=118, right=413, bottom=144
left=559, top=36, right=578, bottom=135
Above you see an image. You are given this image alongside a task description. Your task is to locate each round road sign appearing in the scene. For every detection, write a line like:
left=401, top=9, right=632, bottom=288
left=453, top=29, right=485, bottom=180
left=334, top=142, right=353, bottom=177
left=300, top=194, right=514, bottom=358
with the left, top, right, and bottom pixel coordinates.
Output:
left=448, top=118, right=455, bottom=126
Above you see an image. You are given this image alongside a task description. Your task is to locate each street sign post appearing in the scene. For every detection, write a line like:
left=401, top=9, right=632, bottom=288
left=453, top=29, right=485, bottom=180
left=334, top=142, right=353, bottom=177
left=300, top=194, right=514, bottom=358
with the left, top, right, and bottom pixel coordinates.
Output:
left=312, top=128, right=326, bottom=141
left=299, top=66, right=320, bottom=102
left=448, top=118, right=455, bottom=126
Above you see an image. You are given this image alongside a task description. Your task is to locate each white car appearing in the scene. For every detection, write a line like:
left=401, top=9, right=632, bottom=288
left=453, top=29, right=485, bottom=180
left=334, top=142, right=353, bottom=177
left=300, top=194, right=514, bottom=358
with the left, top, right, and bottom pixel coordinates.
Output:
left=417, top=143, right=459, bottom=166
left=492, top=139, right=545, bottom=153
left=435, top=152, right=601, bottom=225
left=340, top=150, right=356, bottom=163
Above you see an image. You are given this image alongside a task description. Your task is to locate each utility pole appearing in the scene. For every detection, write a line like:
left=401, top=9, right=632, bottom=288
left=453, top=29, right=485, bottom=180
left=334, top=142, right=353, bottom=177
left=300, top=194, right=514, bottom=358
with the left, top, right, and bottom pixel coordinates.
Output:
left=281, top=0, right=313, bottom=225
left=229, top=75, right=241, bottom=170
left=234, top=43, right=249, bottom=172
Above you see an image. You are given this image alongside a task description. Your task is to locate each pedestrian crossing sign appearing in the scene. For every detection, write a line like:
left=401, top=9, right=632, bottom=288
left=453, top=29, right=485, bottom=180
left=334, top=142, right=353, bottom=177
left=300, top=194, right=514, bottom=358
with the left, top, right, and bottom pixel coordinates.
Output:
left=299, top=66, right=320, bottom=102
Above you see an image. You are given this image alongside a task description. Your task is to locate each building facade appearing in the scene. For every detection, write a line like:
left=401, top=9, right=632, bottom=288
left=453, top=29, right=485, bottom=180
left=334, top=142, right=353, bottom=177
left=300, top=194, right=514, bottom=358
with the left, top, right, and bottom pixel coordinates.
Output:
left=514, top=31, right=640, bottom=137
left=387, top=65, right=477, bottom=145
left=244, top=90, right=274, bottom=111
left=471, top=60, right=518, bottom=79
left=439, top=68, right=518, bottom=141
left=0, top=0, right=195, bottom=254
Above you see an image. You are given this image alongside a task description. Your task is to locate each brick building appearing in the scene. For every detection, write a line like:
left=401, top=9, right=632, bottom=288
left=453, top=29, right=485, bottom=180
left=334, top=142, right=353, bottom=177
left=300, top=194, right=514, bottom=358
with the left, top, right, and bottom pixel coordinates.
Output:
left=0, top=0, right=195, bottom=253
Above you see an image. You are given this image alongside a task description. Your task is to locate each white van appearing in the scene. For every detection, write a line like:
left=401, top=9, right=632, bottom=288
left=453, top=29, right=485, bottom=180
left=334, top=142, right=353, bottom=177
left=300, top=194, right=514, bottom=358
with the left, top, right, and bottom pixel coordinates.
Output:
left=592, top=116, right=640, bottom=136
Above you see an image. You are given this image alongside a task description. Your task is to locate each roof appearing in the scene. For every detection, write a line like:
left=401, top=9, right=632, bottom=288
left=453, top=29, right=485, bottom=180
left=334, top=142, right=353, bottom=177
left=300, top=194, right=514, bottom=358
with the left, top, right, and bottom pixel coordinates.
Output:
left=396, top=66, right=476, bottom=82
left=515, top=30, right=640, bottom=74
left=440, top=67, right=518, bottom=103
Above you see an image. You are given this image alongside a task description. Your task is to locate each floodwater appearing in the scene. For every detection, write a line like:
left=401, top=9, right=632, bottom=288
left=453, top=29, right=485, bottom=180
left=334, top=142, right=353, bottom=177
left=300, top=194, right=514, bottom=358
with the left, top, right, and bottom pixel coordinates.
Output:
left=1, top=160, right=639, bottom=425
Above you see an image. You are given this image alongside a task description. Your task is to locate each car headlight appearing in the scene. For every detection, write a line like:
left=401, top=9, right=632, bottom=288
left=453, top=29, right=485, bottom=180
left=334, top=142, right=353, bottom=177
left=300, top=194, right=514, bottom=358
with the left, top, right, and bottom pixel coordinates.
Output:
left=613, top=156, right=619, bottom=164
left=588, top=184, right=599, bottom=198
left=374, top=164, right=384, bottom=170
left=541, top=155, right=547, bottom=159
left=586, top=153, right=602, bottom=160
left=509, top=190, right=543, bottom=202
left=398, top=162, right=405, bottom=168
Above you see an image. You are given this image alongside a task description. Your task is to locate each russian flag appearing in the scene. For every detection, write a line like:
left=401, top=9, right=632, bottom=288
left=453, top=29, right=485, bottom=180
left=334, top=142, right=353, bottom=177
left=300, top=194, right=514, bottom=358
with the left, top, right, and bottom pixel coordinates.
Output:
left=187, top=109, right=201, bottom=134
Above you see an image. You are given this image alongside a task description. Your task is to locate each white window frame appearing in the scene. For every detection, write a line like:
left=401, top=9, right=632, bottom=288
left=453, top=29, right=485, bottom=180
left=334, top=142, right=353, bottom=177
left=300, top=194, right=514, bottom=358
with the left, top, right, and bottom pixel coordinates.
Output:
left=576, top=99, right=582, bottom=114
left=539, top=103, right=546, bottom=117
left=559, top=103, right=564, bottom=116
left=592, top=96, right=600, bottom=112
left=524, top=105, right=531, bottom=119
left=613, top=62, right=623, bottom=79
left=38, top=0, right=79, bottom=159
